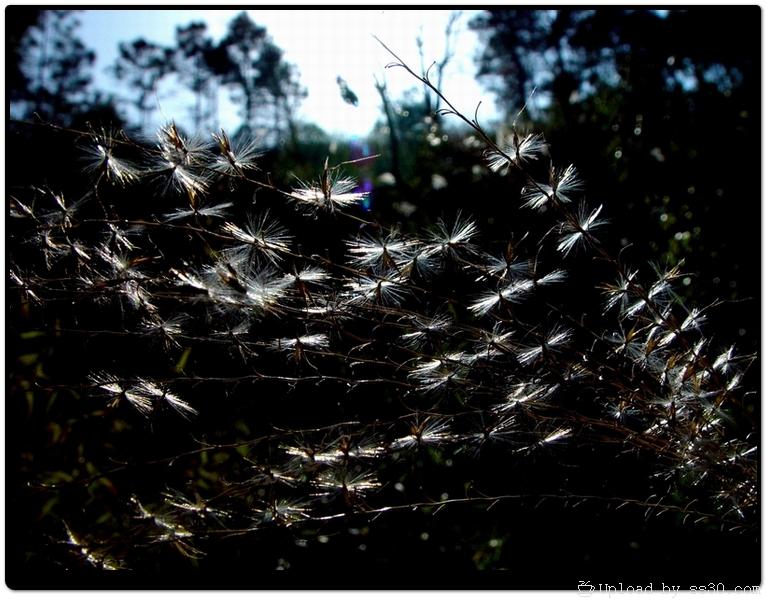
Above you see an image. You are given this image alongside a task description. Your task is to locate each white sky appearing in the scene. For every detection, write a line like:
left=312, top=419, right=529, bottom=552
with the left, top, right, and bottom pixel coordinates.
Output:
left=77, top=9, right=493, bottom=138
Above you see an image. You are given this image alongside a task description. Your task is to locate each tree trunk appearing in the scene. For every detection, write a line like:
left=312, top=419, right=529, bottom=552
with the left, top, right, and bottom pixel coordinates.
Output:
left=374, top=78, right=402, bottom=189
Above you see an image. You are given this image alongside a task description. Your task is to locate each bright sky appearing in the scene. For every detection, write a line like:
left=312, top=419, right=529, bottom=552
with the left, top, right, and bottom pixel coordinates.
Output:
left=77, top=9, right=493, bottom=138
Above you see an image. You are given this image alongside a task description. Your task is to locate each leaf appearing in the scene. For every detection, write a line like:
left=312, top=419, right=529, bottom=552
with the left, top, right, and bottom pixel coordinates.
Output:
left=18, top=353, right=39, bottom=366
left=175, top=347, right=192, bottom=374
left=20, top=330, right=45, bottom=340
left=40, top=497, right=59, bottom=519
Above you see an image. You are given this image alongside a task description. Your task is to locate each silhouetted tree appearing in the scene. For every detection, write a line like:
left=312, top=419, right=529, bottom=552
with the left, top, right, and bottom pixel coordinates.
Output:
left=113, top=39, right=173, bottom=130
left=254, top=40, right=306, bottom=146
left=7, top=7, right=44, bottom=104
left=470, top=10, right=550, bottom=117
left=173, top=22, right=218, bottom=133
left=218, top=12, right=304, bottom=142
left=218, top=12, right=268, bottom=131
left=469, top=7, right=760, bottom=344
left=12, top=9, right=96, bottom=125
